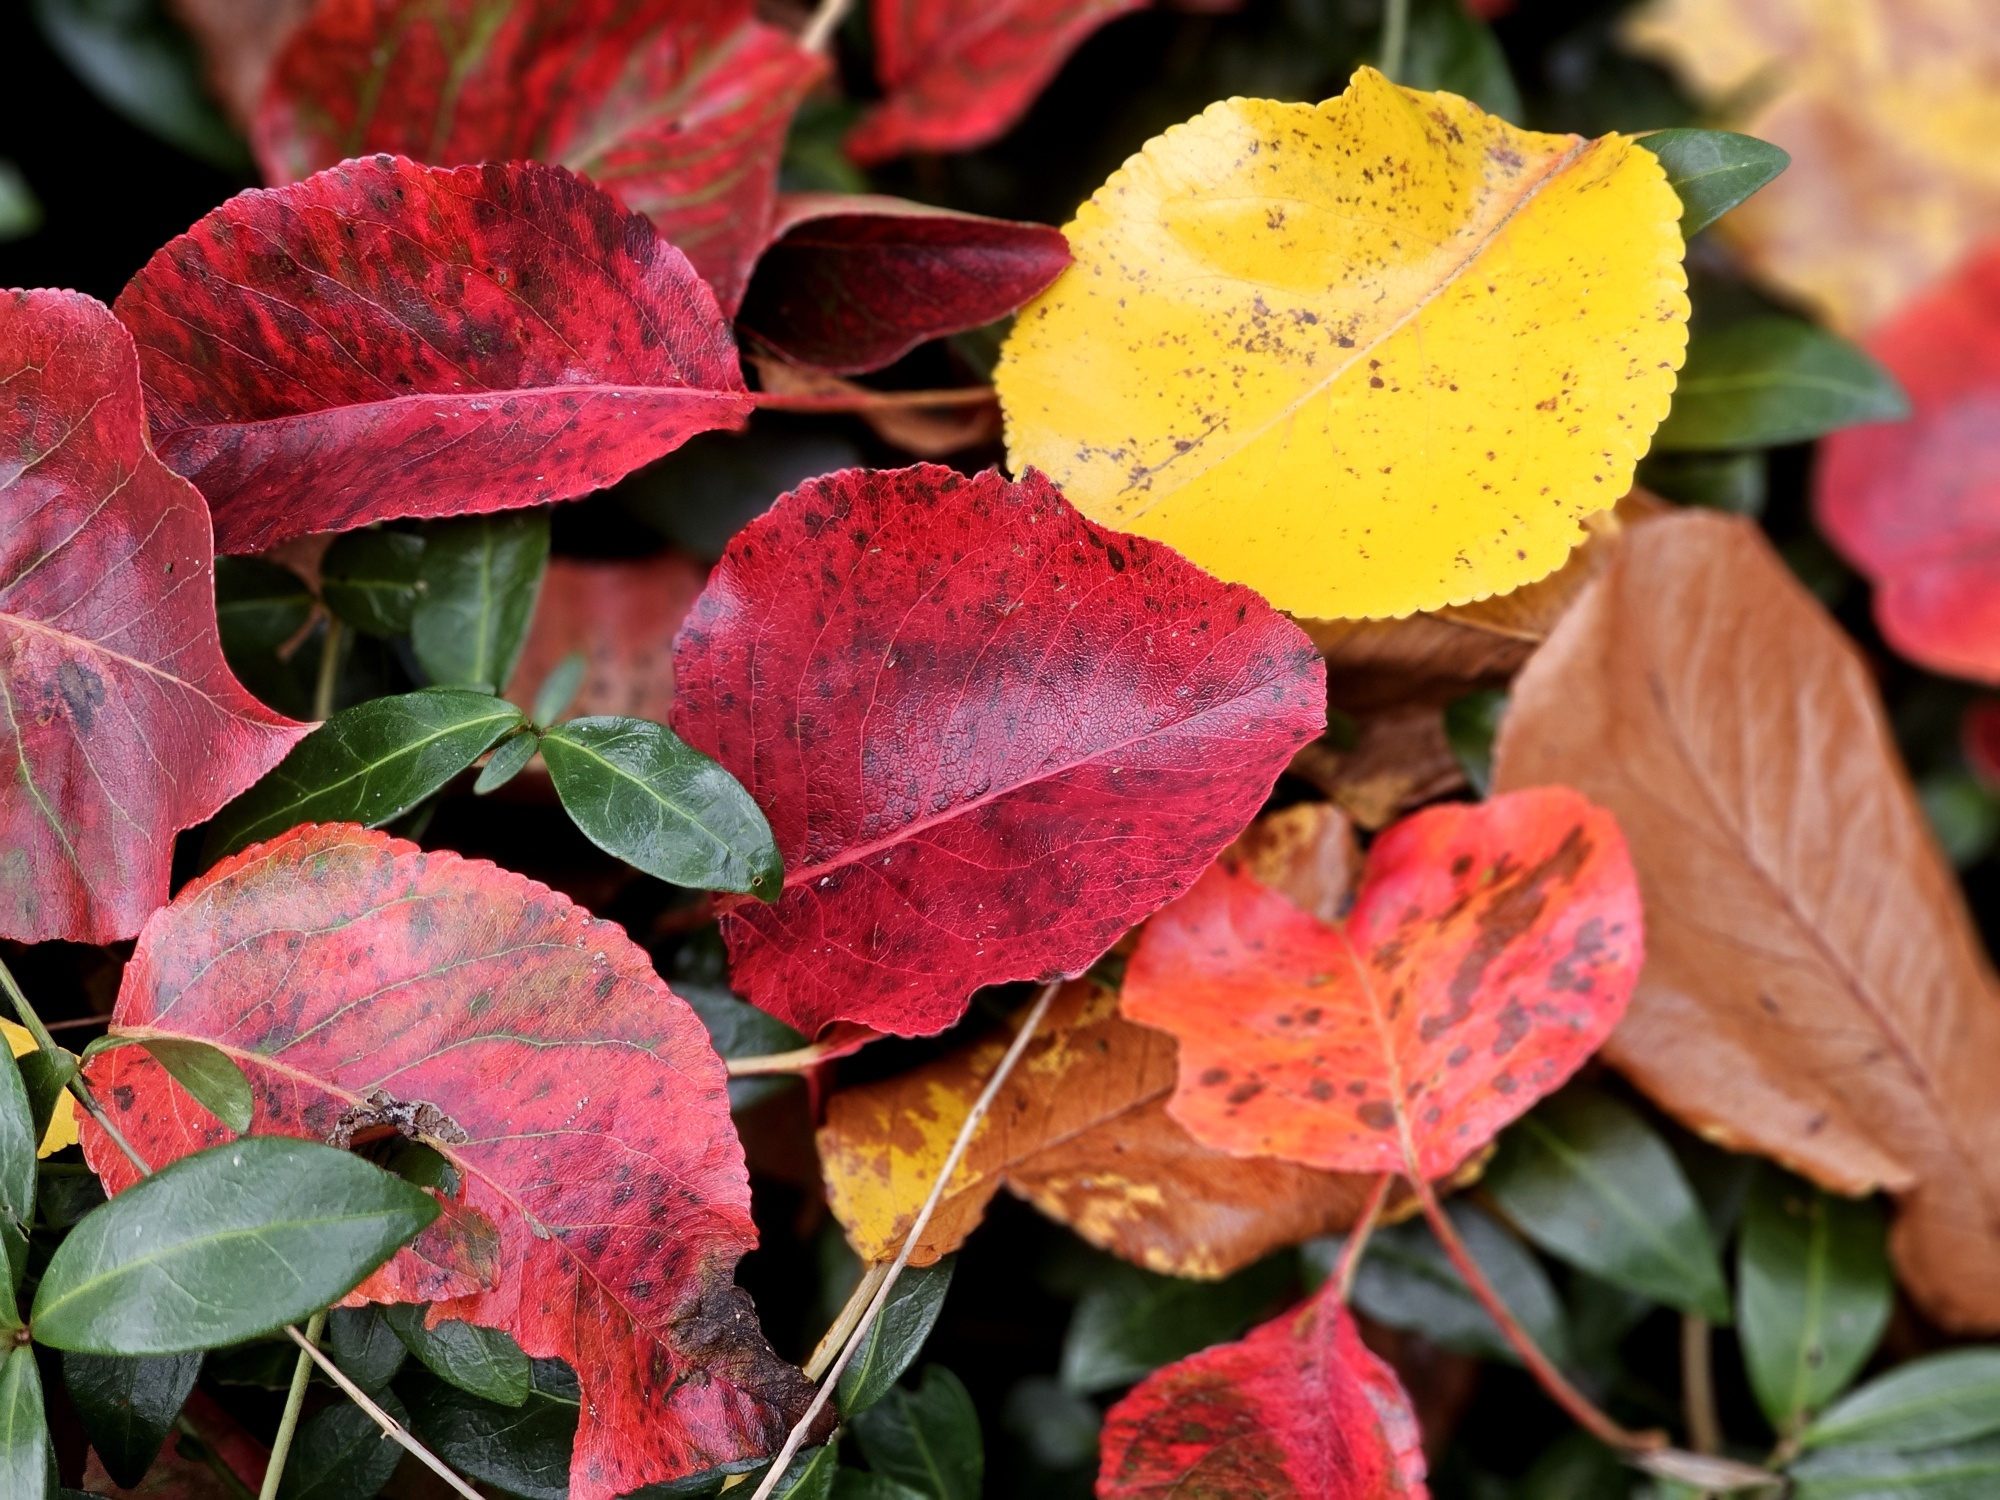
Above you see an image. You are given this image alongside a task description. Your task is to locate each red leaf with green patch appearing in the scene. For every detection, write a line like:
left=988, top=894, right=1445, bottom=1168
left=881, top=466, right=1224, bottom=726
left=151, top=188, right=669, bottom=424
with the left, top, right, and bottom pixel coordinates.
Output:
left=1098, top=1281, right=1429, bottom=1500
left=252, top=0, right=825, bottom=310
left=0, top=289, right=305, bottom=945
left=80, top=823, right=816, bottom=1500
left=736, top=193, right=1072, bottom=374
left=671, top=463, right=1326, bottom=1038
left=1121, top=787, right=1641, bottom=1182
left=114, top=156, right=752, bottom=554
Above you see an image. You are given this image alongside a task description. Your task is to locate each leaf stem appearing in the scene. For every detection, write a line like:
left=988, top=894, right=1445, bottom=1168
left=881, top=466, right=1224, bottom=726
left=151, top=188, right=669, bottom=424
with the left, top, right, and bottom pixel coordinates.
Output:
left=284, top=1324, right=485, bottom=1500
left=1332, top=1172, right=1395, bottom=1301
left=313, top=616, right=343, bottom=722
left=0, top=954, right=147, bottom=1176
left=1682, top=1312, right=1722, bottom=1454
left=751, top=386, right=996, bottom=414
left=1380, top=0, right=1410, bottom=84
left=799, top=0, right=853, bottom=52
left=803, top=1260, right=891, bottom=1381
left=728, top=1033, right=877, bottom=1077
left=261, top=1309, right=327, bottom=1500
left=1408, top=1171, right=1667, bottom=1455
left=748, top=980, right=1063, bottom=1500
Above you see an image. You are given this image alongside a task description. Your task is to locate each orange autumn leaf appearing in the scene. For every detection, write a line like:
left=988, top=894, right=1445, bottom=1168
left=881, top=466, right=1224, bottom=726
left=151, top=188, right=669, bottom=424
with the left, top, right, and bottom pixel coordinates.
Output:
left=1121, top=788, right=1642, bottom=1181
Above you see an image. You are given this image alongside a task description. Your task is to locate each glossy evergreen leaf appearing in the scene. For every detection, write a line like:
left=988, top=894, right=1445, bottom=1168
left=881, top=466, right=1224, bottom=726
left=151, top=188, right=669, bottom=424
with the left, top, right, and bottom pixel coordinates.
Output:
left=1059, top=1254, right=1293, bottom=1396
left=530, top=652, right=587, bottom=729
left=1442, top=688, right=1507, bottom=797
left=1790, top=1437, right=2000, bottom=1499
left=473, top=731, right=540, bottom=797
left=136, top=1038, right=254, bottom=1134
left=0, top=160, right=41, bottom=243
left=840, top=1259, right=956, bottom=1416
left=327, top=1306, right=407, bottom=1394
left=60, top=1351, right=202, bottom=1488
left=541, top=717, right=781, bottom=898
left=384, top=1305, right=532, bottom=1408
left=0, top=1337, right=51, bottom=1500
left=403, top=1361, right=579, bottom=1500
left=0, top=1046, right=32, bottom=1288
left=32, top=1136, right=437, bottom=1354
left=769, top=1443, right=839, bottom=1500
left=14, top=1046, right=74, bottom=1158
left=833, top=1472, right=926, bottom=1500
left=1739, top=1169, right=1892, bottom=1431
left=1653, top=317, right=1908, bottom=452
left=203, top=689, right=525, bottom=860
left=1805, top=1349, right=2000, bottom=1453
left=1401, top=0, right=1521, bottom=120
left=1641, top=128, right=1790, bottom=237
left=321, top=530, right=425, bottom=639
left=851, top=1366, right=982, bottom=1500
left=679, top=984, right=805, bottom=1112
left=411, top=512, right=550, bottom=693
left=1486, top=1087, right=1730, bottom=1321
left=279, top=1384, right=408, bottom=1500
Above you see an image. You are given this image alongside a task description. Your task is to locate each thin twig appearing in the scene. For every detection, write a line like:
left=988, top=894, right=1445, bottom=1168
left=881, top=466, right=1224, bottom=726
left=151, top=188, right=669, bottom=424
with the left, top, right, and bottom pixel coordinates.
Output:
left=1379, top=0, right=1410, bottom=83
left=262, top=1309, right=327, bottom=1500
left=313, top=616, right=343, bottom=722
left=41, top=1013, right=111, bottom=1033
left=803, top=1261, right=892, bottom=1381
left=1683, top=1313, right=1722, bottom=1455
left=1332, top=1172, right=1395, bottom=1302
left=286, top=1326, right=485, bottom=1500
left=729, top=1039, right=864, bottom=1077
left=748, top=980, right=1062, bottom=1500
left=0, top=956, right=147, bottom=1175
left=799, top=0, right=854, bottom=53
left=752, top=386, right=996, bottom=414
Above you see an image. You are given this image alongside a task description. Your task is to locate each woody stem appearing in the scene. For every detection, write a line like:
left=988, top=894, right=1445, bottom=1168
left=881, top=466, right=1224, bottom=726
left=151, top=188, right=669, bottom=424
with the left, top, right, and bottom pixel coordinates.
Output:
left=1331, top=1172, right=1395, bottom=1302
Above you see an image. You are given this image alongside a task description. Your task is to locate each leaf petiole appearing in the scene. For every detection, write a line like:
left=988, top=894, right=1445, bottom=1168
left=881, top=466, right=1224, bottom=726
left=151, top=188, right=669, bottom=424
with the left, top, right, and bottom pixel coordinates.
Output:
left=1331, top=1173, right=1395, bottom=1302
left=261, top=1309, right=326, bottom=1500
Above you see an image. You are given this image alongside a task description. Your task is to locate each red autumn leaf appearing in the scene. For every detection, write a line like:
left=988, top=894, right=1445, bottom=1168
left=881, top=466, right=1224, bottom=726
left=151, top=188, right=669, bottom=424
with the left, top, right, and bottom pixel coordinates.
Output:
left=1120, top=787, right=1641, bottom=1182
left=736, top=194, right=1072, bottom=374
left=670, top=463, right=1327, bottom=1037
left=1816, top=241, right=2000, bottom=681
left=846, top=0, right=1149, bottom=165
left=0, top=290, right=305, bottom=945
left=80, top=823, right=817, bottom=1500
left=505, top=551, right=709, bottom=725
left=114, top=156, right=753, bottom=555
left=1097, top=1281, right=1429, bottom=1500
left=252, top=0, right=824, bottom=310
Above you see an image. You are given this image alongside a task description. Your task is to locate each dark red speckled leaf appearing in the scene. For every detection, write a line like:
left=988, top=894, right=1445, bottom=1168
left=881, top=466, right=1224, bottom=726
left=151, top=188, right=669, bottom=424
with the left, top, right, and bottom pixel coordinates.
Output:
left=1817, top=242, right=2000, bottom=681
left=671, top=463, right=1327, bottom=1037
left=846, top=0, right=1148, bottom=164
left=1121, top=787, right=1641, bottom=1182
left=81, top=824, right=816, bottom=1500
left=253, top=0, right=824, bottom=310
left=0, top=290, right=305, bottom=944
left=736, top=194, right=1071, bottom=374
left=1098, top=1281, right=1429, bottom=1500
left=114, top=156, right=752, bottom=554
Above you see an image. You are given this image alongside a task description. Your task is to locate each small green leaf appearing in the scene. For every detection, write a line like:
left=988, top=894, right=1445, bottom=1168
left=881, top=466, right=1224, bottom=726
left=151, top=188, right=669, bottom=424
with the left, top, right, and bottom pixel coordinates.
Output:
left=833, top=1473, right=927, bottom=1500
left=402, top=1360, right=578, bottom=1500
left=531, top=651, right=587, bottom=727
left=851, top=1365, right=982, bottom=1500
left=473, top=729, right=541, bottom=795
left=1805, top=1349, right=2000, bottom=1453
left=1058, top=1253, right=1290, bottom=1396
left=411, top=511, right=550, bottom=692
left=0, top=1046, right=34, bottom=1289
left=542, top=717, right=782, bottom=897
left=1738, top=1168, right=1892, bottom=1432
left=840, top=1258, right=956, bottom=1415
left=1654, top=317, right=1909, bottom=452
left=204, top=689, right=525, bottom=860
left=31, top=1137, right=437, bottom=1355
left=1444, top=689, right=1507, bottom=797
left=214, top=557, right=318, bottom=718
left=0, top=1339, right=51, bottom=1500
left=1790, top=1436, right=2000, bottom=1498
left=1001, top=1376, right=1100, bottom=1469
left=279, top=1384, right=408, bottom=1500
left=0, top=161, right=43, bottom=243
left=1486, top=1086, right=1730, bottom=1321
left=326, top=1306, right=408, bottom=1394
left=16, top=1048, right=76, bottom=1149
left=133, top=1038, right=253, bottom=1135
left=321, top=530, right=426, bottom=638
left=1400, top=0, right=1521, bottom=122
left=60, top=1351, right=201, bottom=1488
left=1641, top=128, right=1790, bottom=237
left=384, top=1305, right=531, bottom=1407
left=768, top=1443, right=839, bottom=1500
left=1638, top=450, right=1768, bottom=516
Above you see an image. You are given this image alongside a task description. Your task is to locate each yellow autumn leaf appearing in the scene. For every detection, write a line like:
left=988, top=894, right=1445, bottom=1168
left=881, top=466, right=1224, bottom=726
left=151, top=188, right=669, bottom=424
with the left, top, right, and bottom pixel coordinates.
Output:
left=996, top=67, right=1688, bottom=621
left=1, top=1019, right=78, bottom=1158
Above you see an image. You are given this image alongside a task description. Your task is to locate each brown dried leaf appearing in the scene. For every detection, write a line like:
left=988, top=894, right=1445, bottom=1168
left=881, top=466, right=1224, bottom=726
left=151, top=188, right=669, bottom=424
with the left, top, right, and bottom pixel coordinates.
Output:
left=1493, top=508, right=2000, bottom=1332
left=1287, top=706, right=1466, bottom=830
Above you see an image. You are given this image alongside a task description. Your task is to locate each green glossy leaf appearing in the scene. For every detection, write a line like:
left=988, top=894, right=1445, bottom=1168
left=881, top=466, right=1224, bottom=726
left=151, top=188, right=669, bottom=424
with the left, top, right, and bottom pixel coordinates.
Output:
left=1487, top=1087, right=1730, bottom=1321
left=531, top=651, right=587, bottom=728
left=0, top=161, right=44, bottom=243
left=1642, top=128, right=1790, bottom=237
left=1001, top=1376, right=1101, bottom=1470
left=679, top=983, right=805, bottom=1111
left=769, top=1443, right=839, bottom=1500
left=60, top=1351, right=201, bottom=1488
left=0, top=1339, right=51, bottom=1500
left=32, top=1137, right=437, bottom=1355
left=326, top=1306, right=407, bottom=1394
left=1059, top=1253, right=1290, bottom=1396
left=402, top=1360, right=577, bottom=1500
left=472, top=729, right=540, bottom=795
left=1806, top=1349, right=2000, bottom=1454
left=851, top=1365, right=981, bottom=1500
left=279, top=1384, right=408, bottom=1500
left=1654, top=317, right=1909, bottom=452
left=321, top=530, right=425, bottom=639
left=1401, top=0, right=1521, bottom=121
left=411, top=511, right=550, bottom=692
left=35, top=1167, right=103, bottom=1232
left=1790, top=1437, right=2000, bottom=1499
left=833, top=1473, right=927, bottom=1500
left=94, top=1038, right=250, bottom=1135
left=17, top=1049, right=76, bottom=1150
left=0, top=1046, right=34, bottom=1289
left=204, top=689, right=525, bottom=860
left=1444, top=689, right=1507, bottom=798
left=1920, top=771, right=2000, bottom=870
left=840, top=1258, right=956, bottom=1416
left=1638, top=450, right=1768, bottom=517
left=29, top=0, right=251, bottom=171
left=542, top=717, right=782, bottom=897
left=214, top=556, right=317, bottom=718
left=384, top=1305, right=531, bottom=1407
left=1738, top=1169, right=1891, bottom=1431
